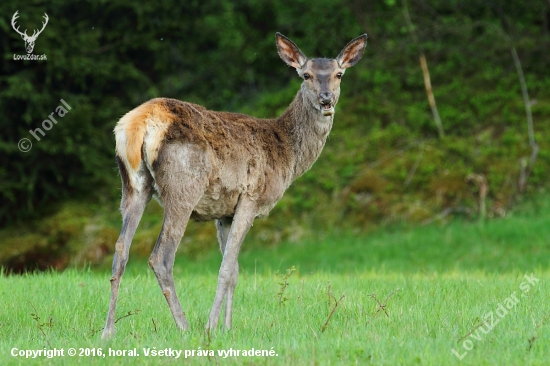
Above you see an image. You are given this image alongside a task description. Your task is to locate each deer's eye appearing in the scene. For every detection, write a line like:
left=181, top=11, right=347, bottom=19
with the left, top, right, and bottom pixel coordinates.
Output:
left=336, top=72, right=343, bottom=79
left=303, top=73, right=311, bottom=80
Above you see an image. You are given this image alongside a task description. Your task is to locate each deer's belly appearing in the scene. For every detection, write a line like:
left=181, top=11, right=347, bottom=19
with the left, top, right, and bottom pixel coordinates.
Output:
left=190, top=170, right=288, bottom=222
left=191, top=188, right=241, bottom=221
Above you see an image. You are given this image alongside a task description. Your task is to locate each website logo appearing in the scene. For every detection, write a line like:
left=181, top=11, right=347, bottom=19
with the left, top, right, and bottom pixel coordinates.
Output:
left=11, top=10, right=48, bottom=61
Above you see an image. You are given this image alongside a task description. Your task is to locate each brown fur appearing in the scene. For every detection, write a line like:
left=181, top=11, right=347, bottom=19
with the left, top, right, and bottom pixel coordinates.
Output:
left=102, top=32, right=368, bottom=338
left=116, top=97, right=297, bottom=221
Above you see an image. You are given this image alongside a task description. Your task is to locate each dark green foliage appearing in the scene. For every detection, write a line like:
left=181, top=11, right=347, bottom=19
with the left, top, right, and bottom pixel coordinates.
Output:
left=0, top=0, right=549, bottom=230
left=0, top=0, right=363, bottom=225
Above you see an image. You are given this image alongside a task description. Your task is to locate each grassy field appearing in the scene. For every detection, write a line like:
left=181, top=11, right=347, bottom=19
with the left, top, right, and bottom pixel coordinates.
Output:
left=1, top=198, right=549, bottom=365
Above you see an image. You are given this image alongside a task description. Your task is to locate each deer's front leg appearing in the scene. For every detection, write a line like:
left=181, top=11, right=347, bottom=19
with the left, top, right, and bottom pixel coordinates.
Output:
left=215, top=217, right=240, bottom=329
left=207, top=197, right=255, bottom=330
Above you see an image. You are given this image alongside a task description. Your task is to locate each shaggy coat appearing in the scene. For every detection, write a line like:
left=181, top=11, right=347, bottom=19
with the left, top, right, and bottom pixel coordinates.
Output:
left=102, top=32, right=367, bottom=338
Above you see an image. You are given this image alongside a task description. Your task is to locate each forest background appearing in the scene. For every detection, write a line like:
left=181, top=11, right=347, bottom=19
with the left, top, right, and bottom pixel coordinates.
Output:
left=0, top=0, right=549, bottom=271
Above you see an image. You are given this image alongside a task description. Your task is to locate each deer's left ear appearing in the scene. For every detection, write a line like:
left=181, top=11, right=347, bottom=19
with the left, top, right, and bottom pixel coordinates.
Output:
left=276, top=32, right=308, bottom=70
left=336, top=34, right=368, bottom=69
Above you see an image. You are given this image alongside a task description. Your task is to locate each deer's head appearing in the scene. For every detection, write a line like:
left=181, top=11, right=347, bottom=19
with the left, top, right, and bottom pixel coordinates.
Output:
left=276, top=33, right=367, bottom=117
left=11, top=11, right=49, bottom=54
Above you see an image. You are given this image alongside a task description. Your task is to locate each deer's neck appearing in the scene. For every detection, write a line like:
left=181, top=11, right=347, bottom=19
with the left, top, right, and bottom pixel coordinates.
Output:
left=276, top=88, right=334, bottom=181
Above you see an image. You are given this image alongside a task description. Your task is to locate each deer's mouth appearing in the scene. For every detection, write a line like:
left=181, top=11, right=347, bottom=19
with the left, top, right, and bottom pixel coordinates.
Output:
left=320, top=102, right=334, bottom=116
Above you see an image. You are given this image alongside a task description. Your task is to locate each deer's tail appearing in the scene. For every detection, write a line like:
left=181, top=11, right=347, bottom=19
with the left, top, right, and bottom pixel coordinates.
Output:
left=114, top=99, right=172, bottom=192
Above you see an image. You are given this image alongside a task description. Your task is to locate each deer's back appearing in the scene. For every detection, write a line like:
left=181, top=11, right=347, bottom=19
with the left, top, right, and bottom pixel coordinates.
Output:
left=115, top=98, right=294, bottom=220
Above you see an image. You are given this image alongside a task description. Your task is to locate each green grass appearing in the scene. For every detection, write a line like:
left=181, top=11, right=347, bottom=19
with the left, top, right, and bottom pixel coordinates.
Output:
left=1, top=200, right=550, bottom=365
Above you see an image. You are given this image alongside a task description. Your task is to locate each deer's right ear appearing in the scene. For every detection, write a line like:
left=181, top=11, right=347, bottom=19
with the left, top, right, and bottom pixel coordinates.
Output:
left=337, top=34, right=368, bottom=69
left=276, top=33, right=307, bottom=70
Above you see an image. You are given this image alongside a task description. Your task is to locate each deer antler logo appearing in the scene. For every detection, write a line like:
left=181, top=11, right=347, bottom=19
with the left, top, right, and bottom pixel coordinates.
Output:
left=11, top=11, right=49, bottom=54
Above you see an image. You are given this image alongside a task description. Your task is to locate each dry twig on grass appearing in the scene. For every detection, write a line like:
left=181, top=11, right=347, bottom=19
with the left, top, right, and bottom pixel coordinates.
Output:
left=367, top=288, right=400, bottom=323
left=321, top=283, right=345, bottom=333
left=89, top=309, right=140, bottom=336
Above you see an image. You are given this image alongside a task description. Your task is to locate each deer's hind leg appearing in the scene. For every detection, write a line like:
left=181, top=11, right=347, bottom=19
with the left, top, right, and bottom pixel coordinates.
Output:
left=148, top=143, right=210, bottom=331
left=102, top=158, right=153, bottom=339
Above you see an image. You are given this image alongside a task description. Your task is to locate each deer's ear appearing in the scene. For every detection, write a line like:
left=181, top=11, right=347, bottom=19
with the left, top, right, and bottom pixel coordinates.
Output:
left=276, top=33, right=307, bottom=70
left=336, top=34, right=367, bottom=69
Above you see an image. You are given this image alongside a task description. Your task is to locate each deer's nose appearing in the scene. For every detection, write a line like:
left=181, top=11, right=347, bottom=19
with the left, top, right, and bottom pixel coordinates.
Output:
left=319, top=92, right=334, bottom=104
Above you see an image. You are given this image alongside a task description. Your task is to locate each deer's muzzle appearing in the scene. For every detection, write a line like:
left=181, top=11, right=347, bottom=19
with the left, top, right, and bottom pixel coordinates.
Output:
left=319, top=92, right=334, bottom=116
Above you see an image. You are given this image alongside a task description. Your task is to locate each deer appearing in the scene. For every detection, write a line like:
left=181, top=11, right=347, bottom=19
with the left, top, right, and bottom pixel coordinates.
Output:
left=101, top=32, right=367, bottom=339
left=11, top=11, right=49, bottom=54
